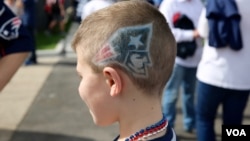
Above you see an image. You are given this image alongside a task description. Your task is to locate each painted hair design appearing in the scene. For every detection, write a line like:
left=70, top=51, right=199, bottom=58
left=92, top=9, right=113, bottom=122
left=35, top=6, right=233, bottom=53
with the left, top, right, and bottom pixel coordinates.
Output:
left=93, top=23, right=153, bottom=78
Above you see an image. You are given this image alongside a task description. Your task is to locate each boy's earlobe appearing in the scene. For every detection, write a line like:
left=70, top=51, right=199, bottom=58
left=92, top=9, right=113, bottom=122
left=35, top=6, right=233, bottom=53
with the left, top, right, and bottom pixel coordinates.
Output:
left=103, top=67, right=122, bottom=96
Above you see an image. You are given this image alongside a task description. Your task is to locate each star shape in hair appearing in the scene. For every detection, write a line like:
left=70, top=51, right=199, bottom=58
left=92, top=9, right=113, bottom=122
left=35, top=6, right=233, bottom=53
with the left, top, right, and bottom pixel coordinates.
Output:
left=128, top=34, right=144, bottom=50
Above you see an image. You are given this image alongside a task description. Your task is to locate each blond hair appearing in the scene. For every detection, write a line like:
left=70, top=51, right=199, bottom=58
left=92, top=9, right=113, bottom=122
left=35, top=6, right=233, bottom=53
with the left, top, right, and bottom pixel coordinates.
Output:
left=72, top=0, right=176, bottom=95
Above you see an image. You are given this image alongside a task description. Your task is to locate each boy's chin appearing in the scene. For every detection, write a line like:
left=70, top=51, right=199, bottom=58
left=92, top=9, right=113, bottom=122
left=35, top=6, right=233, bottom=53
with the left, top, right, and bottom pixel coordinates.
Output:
left=92, top=118, right=112, bottom=127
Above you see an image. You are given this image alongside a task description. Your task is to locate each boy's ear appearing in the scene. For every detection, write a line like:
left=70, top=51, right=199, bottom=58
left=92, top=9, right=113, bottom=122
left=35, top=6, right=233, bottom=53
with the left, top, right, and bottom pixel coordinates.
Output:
left=103, top=67, right=122, bottom=97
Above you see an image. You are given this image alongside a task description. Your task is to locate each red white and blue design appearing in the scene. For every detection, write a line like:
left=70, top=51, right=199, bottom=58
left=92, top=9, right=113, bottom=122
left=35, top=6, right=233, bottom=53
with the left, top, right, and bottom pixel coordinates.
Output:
left=93, top=23, right=153, bottom=78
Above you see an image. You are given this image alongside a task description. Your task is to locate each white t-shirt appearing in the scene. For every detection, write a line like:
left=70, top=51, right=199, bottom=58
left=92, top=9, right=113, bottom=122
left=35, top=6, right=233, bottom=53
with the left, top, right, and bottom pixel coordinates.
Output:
left=81, top=0, right=113, bottom=21
left=197, top=0, right=250, bottom=90
left=159, top=0, right=204, bottom=68
left=76, top=0, right=89, bottom=18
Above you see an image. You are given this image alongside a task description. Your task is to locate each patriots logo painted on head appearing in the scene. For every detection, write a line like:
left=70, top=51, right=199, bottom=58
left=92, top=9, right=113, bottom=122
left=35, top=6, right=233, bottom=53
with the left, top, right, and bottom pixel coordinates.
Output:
left=0, top=16, right=22, bottom=40
left=93, top=23, right=153, bottom=77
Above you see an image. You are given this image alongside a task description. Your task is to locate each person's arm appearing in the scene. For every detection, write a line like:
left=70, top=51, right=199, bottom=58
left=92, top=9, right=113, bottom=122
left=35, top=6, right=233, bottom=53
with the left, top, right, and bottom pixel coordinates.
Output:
left=0, top=52, right=28, bottom=92
left=197, top=8, right=209, bottom=39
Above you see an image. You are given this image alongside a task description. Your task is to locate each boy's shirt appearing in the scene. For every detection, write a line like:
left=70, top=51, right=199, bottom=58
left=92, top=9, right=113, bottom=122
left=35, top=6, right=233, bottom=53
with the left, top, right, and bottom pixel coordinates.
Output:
left=113, top=125, right=177, bottom=141
left=0, top=1, right=32, bottom=58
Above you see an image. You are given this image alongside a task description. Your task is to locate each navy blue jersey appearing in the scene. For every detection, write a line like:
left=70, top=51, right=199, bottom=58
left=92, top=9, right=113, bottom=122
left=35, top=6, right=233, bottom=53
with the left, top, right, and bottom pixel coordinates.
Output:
left=0, top=1, right=32, bottom=57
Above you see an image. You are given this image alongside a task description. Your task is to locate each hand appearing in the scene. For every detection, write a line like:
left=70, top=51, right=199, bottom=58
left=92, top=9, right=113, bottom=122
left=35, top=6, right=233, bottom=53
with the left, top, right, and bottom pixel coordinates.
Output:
left=193, top=29, right=200, bottom=39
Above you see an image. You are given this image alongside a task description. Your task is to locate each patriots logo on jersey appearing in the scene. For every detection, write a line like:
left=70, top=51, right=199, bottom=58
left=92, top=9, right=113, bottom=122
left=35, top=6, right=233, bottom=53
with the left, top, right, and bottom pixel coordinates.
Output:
left=0, top=16, right=22, bottom=40
left=93, top=23, right=153, bottom=78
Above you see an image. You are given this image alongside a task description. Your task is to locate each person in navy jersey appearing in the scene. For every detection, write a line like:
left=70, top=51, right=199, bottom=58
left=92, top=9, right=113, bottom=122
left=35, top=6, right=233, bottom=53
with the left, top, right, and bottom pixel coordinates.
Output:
left=0, top=1, right=32, bottom=91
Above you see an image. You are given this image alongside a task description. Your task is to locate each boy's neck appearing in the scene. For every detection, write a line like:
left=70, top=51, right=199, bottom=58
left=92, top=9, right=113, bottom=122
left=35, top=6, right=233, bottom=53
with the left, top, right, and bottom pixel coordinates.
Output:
left=117, top=92, right=165, bottom=140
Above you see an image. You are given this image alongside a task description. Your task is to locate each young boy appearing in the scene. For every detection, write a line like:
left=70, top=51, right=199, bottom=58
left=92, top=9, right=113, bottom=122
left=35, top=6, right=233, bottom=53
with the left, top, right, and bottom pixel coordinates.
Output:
left=71, top=1, right=177, bottom=141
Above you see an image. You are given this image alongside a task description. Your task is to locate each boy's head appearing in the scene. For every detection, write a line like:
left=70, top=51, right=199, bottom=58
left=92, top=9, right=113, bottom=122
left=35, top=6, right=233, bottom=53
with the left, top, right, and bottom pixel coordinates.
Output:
left=72, top=0, right=176, bottom=96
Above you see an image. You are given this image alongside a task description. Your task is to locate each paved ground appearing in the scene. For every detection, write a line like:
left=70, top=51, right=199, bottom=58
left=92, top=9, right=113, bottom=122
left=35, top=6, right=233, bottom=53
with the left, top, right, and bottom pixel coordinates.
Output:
left=0, top=22, right=249, bottom=141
